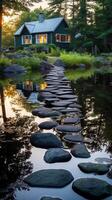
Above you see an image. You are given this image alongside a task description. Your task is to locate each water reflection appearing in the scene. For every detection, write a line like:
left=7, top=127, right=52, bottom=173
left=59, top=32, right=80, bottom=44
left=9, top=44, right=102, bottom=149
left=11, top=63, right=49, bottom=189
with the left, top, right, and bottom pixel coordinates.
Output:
left=72, top=74, right=112, bottom=154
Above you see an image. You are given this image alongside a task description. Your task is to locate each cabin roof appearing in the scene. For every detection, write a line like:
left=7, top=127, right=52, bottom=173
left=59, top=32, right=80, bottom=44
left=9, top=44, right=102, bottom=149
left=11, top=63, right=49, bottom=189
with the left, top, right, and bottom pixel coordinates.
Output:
left=15, top=17, right=65, bottom=35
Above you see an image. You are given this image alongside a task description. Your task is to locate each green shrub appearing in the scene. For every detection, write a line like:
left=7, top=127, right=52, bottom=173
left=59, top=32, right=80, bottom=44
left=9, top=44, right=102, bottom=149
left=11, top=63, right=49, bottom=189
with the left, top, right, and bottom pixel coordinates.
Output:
left=15, top=57, right=41, bottom=71
left=60, top=52, right=95, bottom=68
left=33, top=52, right=47, bottom=61
left=50, top=47, right=60, bottom=57
left=0, top=57, right=11, bottom=73
left=0, top=57, right=11, bottom=67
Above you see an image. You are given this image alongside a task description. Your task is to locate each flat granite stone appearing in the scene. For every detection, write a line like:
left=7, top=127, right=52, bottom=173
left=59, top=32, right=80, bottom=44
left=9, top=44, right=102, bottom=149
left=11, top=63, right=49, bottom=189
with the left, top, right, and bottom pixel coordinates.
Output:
left=44, top=148, right=72, bottom=163
left=71, top=144, right=90, bottom=158
left=24, top=169, right=74, bottom=188
left=69, top=104, right=82, bottom=109
left=39, top=121, right=58, bottom=130
left=32, top=107, right=61, bottom=118
left=59, top=95, right=77, bottom=100
left=40, top=197, right=63, bottom=200
left=63, top=117, right=80, bottom=124
left=61, top=108, right=81, bottom=114
left=56, top=125, right=82, bottom=133
left=52, top=101, right=71, bottom=107
left=30, top=132, right=63, bottom=149
left=78, top=162, right=110, bottom=175
left=72, top=178, right=112, bottom=199
left=63, top=134, right=84, bottom=143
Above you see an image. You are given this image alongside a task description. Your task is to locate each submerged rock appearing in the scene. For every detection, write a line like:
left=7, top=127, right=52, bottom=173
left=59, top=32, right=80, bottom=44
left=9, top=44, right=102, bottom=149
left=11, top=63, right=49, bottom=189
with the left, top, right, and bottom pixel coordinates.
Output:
left=78, top=162, right=110, bottom=175
left=44, top=148, right=71, bottom=163
left=71, top=144, right=90, bottom=158
left=30, top=132, right=63, bottom=149
left=24, top=169, right=74, bottom=187
left=72, top=178, right=112, bottom=199
left=39, top=121, right=58, bottom=130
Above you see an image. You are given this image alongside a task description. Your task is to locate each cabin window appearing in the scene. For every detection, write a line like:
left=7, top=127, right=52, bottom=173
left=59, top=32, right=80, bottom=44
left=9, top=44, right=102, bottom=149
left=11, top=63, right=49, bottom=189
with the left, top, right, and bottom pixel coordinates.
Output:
left=22, top=35, right=32, bottom=45
left=36, top=34, right=48, bottom=44
left=56, top=34, right=71, bottom=43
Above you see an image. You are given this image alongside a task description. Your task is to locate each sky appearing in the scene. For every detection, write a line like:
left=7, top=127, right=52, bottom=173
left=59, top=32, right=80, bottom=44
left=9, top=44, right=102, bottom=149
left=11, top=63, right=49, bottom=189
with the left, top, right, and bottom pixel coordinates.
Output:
left=31, top=0, right=48, bottom=10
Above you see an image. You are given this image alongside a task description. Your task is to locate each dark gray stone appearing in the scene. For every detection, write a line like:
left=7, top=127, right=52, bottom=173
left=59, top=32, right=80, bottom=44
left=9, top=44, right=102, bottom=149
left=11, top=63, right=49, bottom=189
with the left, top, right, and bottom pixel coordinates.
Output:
left=61, top=108, right=80, bottom=114
left=63, top=134, right=83, bottom=143
left=69, top=103, right=82, bottom=109
left=32, top=107, right=61, bottom=118
left=4, top=64, right=26, bottom=73
left=56, top=125, right=82, bottom=133
left=72, top=178, right=112, bottom=199
left=71, top=144, right=90, bottom=158
left=30, top=132, right=63, bottom=149
left=63, top=117, right=80, bottom=124
left=24, top=169, right=74, bottom=187
left=39, top=121, right=58, bottom=130
left=54, top=59, right=66, bottom=68
left=44, top=148, right=72, bottom=163
left=78, top=162, right=110, bottom=175
left=52, top=101, right=71, bottom=107
left=59, top=95, right=77, bottom=100
left=40, top=197, right=63, bottom=200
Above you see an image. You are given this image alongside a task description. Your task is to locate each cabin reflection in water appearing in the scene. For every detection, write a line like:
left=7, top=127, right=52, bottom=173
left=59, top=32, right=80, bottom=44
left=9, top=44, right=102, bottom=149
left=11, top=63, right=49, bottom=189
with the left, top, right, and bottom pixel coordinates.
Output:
left=16, top=81, right=39, bottom=103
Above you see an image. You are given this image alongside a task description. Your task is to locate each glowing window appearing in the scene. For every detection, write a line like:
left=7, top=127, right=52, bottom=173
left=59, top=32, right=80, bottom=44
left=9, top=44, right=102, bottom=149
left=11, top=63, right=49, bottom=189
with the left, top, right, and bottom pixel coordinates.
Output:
left=22, top=35, right=32, bottom=44
left=56, top=34, right=71, bottom=43
left=36, top=34, right=47, bottom=44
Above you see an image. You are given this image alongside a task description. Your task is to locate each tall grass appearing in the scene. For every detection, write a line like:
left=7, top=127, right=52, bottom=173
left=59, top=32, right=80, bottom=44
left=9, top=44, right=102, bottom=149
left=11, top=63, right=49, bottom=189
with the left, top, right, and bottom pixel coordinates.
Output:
left=60, top=52, right=95, bottom=68
left=14, top=57, right=41, bottom=71
left=65, top=68, right=95, bottom=81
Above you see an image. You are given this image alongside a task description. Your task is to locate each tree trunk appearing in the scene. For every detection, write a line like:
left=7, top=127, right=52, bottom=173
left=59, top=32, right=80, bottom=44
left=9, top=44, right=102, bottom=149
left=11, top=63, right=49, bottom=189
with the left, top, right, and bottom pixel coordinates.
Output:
left=0, top=0, right=3, bottom=53
left=0, top=85, right=7, bottom=123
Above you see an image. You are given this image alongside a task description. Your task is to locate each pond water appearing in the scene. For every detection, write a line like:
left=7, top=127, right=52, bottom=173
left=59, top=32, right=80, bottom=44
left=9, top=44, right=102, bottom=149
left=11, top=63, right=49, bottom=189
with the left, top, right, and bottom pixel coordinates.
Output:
left=0, top=71, right=112, bottom=200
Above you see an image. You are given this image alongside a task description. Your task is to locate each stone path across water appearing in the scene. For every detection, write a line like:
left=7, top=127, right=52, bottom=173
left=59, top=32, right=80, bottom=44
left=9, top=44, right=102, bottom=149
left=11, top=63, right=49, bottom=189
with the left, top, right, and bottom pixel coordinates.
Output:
left=26, top=64, right=112, bottom=199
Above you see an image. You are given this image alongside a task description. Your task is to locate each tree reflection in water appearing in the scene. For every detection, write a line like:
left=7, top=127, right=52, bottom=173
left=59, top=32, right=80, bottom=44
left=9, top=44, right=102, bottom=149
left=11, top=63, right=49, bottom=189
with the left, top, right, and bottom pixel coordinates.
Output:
left=72, top=74, right=112, bottom=154
left=0, top=115, right=38, bottom=199
left=0, top=80, right=38, bottom=199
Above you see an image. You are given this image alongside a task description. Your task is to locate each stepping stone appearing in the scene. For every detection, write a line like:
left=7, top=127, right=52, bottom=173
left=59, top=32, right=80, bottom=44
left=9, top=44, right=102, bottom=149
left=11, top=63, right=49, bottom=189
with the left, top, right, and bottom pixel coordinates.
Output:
left=56, top=91, right=72, bottom=95
left=61, top=108, right=80, bottom=114
left=63, top=134, right=83, bottom=143
left=52, top=107, right=66, bottom=111
left=32, top=107, right=61, bottom=118
left=62, top=117, right=80, bottom=124
left=78, top=162, right=110, bottom=175
left=56, top=125, right=82, bottom=133
left=32, top=107, right=51, bottom=116
left=69, top=103, right=82, bottom=109
left=72, top=178, right=112, bottom=199
left=71, top=144, right=90, bottom=158
left=24, top=169, right=74, bottom=188
left=39, top=121, right=58, bottom=130
left=40, top=197, right=63, bottom=200
left=59, top=95, right=77, bottom=100
left=52, top=101, right=71, bottom=107
left=44, top=148, right=72, bottom=163
left=30, top=132, right=63, bottom=149
left=45, top=98, right=59, bottom=102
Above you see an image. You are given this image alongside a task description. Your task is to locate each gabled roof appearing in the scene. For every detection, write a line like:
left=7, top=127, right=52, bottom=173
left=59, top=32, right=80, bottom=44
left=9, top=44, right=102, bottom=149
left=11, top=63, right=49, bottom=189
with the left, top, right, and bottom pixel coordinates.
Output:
left=15, top=17, right=65, bottom=36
